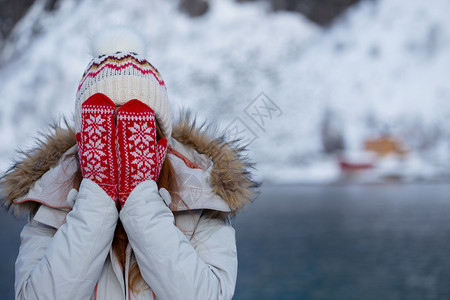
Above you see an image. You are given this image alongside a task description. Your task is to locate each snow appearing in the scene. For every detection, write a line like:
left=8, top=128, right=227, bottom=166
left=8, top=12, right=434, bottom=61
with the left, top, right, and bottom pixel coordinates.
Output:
left=1, top=0, right=449, bottom=184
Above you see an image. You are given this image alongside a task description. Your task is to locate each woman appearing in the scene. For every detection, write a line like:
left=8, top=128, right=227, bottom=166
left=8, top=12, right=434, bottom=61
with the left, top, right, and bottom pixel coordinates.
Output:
left=1, top=28, right=258, bottom=299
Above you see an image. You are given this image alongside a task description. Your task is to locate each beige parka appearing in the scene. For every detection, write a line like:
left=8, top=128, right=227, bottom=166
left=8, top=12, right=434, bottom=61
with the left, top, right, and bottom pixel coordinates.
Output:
left=0, top=113, right=258, bottom=300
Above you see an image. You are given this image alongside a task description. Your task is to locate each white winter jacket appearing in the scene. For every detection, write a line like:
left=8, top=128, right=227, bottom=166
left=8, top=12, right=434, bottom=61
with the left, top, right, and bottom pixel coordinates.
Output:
left=1, top=114, right=257, bottom=300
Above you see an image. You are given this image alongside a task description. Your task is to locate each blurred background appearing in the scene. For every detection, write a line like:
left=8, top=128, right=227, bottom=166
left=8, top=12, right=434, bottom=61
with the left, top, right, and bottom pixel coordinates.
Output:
left=1, top=0, right=450, bottom=299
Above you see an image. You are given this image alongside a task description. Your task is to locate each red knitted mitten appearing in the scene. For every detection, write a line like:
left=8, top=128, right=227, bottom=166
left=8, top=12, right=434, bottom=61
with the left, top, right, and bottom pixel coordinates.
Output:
left=116, top=99, right=167, bottom=207
left=76, top=93, right=118, bottom=202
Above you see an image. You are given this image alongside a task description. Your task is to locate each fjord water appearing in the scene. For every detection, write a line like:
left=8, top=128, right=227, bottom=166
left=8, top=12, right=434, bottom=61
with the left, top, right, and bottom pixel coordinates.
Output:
left=233, top=184, right=450, bottom=300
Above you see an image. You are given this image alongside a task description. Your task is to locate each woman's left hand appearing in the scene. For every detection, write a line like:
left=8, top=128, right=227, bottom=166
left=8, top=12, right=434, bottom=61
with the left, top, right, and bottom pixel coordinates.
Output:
left=116, top=99, right=167, bottom=207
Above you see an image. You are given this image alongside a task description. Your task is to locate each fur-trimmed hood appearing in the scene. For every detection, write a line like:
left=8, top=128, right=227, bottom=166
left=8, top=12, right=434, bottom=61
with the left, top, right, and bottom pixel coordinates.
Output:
left=0, top=112, right=259, bottom=218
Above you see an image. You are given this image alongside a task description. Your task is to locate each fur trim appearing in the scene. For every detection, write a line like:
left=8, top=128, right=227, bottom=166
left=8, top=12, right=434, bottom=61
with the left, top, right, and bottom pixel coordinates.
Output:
left=0, top=119, right=76, bottom=217
left=171, top=110, right=260, bottom=216
left=0, top=112, right=259, bottom=217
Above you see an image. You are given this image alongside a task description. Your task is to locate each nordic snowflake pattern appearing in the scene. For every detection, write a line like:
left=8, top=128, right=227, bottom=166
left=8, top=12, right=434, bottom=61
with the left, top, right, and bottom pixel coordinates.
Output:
left=129, top=122, right=154, bottom=147
left=126, top=115, right=156, bottom=182
left=116, top=102, right=167, bottom=207
left=116, top=109, right=154, bottom=206
left=84, top=114, right=107, bottom=137
left=78, top=103, right=117, bottom=200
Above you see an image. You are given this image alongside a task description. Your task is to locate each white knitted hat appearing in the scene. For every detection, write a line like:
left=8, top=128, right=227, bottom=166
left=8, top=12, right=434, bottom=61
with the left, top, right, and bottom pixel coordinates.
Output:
left=75, top=28, right=171, bottom=138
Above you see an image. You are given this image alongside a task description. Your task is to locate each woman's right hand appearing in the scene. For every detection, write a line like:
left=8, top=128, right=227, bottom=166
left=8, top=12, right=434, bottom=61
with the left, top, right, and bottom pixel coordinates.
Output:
left=76, top=93, right=118, bottom=202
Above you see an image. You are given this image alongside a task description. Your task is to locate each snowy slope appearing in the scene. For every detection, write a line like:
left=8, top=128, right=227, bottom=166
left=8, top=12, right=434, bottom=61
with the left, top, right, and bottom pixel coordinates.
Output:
left=265, top=0, right=450, bottom=182
left=1, top=0, right=449, bottom=183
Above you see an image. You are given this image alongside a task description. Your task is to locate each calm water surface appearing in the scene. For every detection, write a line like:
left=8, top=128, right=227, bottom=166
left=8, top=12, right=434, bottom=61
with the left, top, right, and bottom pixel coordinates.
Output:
left=233, top=184, right=450, bottom=300
left=1, top=184, right=450, bottom=299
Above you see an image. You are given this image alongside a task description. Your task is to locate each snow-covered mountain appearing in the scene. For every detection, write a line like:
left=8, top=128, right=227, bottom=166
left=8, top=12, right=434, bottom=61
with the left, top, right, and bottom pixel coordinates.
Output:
left=1, top=0, right=449, bottom=183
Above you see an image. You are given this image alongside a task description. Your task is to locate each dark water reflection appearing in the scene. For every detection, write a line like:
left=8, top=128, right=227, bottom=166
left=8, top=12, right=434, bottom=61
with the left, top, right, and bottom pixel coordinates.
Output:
left=233, top=184, right=450, bottom=300
left=0, top=208, right=25, bottom=299
left=1, top=184, right=450, bottom=299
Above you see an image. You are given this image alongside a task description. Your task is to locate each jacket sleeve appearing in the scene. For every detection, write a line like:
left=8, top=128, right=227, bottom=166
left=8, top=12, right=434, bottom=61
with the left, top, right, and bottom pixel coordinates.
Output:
left=15, top=179, right=118, bottom=300
left=120, top=180, right=238, bottom=300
